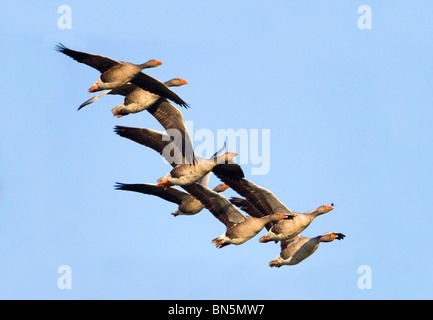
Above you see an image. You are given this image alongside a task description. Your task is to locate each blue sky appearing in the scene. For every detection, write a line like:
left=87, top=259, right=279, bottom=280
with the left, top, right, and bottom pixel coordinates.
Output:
left=1, top=1, right=433, bottom=299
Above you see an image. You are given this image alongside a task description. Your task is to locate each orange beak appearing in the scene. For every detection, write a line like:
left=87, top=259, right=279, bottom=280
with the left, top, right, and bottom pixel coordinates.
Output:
left=222, top=184, right=229, bottom=190
left=155, top=60, right=163, bottom=66
left=269, top=260, right=279, bottom=268
left=88, top=84, right=99, bottom=92
left=325, top=205, right=334, bottom=211
left=181, top=79, right=189, bottom=85
left=157, top=177, right=169, bottom=187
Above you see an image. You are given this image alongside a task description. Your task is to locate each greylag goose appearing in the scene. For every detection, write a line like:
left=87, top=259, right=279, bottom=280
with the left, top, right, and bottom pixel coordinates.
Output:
left=114, top=182, right=229, bottom=216
left=111, top=78, right=188, bottom=118
left=269, top=232, right=345, bottom=267
left=56, top=43, right=189, bottom=108
left=78, top=78, right=188, bottom=114
left=182, top=183, right=293, bottom=248
left=213, top=175, right=334, bottom=243
left=114, top=138, right=229, bottom=216
left=115, top=125, right=243, bottom=188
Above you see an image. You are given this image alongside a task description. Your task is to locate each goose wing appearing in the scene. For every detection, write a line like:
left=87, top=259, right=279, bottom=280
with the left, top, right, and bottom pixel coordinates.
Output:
left=212, top=176, right=292, bottom=217
left=114, top=126, right=186, bottom=167
left=114, top=182, right=188, bottom=205
left=131, top=73, right=189, bottom=108
left=147, top=98, right=195, bottom=164
left=182, top=183, right=247, bottom=229
left=56, top=43, right=119, bottom=73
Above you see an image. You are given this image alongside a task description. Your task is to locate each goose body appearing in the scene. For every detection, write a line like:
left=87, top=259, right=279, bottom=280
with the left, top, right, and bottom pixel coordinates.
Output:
left=89, top=61, right=160, bottom=92
left=111, top=78, right=188, bottom=117
left=269, top=232, right=345, bottom=267
left=78, top=78, right=188, bottom=116
left=157, top=152, right=244, bottom=189
left=212, top=215, right=289, bottom=247
left=56, top=44, right=189, bottom=108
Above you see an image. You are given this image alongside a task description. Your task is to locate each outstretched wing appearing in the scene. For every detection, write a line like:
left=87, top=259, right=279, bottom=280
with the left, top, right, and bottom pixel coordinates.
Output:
left=212, top=176, right=292, bottom=217
left=147, top=98, right=196, bottom=164
left=114, top=126, right=186, bottom=167
left=114, top=182, right=188, bottom=205
left=56, top=43, right=119, bottom=73
left=212, top=164, right=245, bottom=181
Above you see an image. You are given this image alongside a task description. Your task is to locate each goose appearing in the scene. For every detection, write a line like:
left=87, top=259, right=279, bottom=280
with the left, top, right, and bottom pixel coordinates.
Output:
left=212, top=175, right=333, bottom=243
left=114, top=137, right=229, bottom=216
left=182, top=183, right=294, bottom=248
left=114, top=182, right=229, bottom=216
left=230, top=197, right=333, bottom=242
left=112, top=78, right=188, bottom=118
left=269, top=232, right=345, bottom=267
left=56, top=43, right=189, bottom=108
left=114, top=125, right=243, bottom=188
left=78, top=78, right=188, bottom=115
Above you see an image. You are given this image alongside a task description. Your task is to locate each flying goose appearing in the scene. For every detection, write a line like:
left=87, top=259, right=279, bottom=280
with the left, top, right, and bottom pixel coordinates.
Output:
left=56, top=43, right=189, bottom=108
left=213, top=176, right=333, bottom=243
left=114, top=139, right=229, bottom=216
left=114, top=125, right=243, bottom=188
left=78, top=78, right=188, bottom=115
left=269, top=232, right=345, bottom=267
left=114, top=182, right=229, bottom=216
left=111, top=78, right=188, bottom=118
left=182, top=183, right=293, bottom=248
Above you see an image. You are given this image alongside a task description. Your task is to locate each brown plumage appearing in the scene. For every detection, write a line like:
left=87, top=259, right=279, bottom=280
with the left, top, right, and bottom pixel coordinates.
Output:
left=56, top=43, right=189, bottom=108
left=114, top=182, right=229, bottom=216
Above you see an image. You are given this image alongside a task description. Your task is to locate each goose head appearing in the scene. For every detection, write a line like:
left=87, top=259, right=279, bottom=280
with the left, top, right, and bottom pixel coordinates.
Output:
left=224, top=152, right=238, bottom=162
left=314, top=204, right=334, bottom=215
left=214, top=183, right=229, bottom=193
left=140, top=59, right=163, bottom=69
left=157, top=174, right=174, bottom=190
left=320, top=232, right=346, bottom=242
left=165, top=78, right=189, bottom=87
